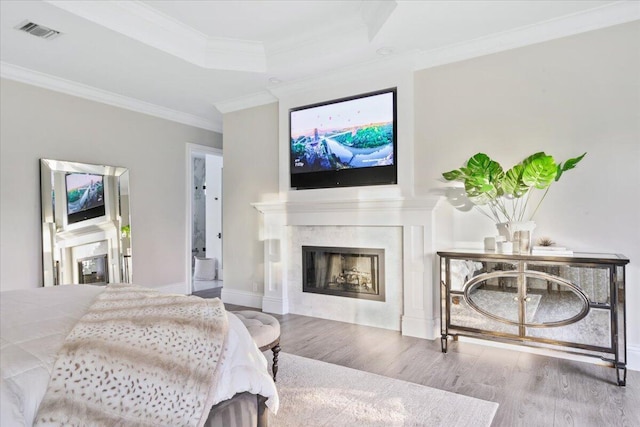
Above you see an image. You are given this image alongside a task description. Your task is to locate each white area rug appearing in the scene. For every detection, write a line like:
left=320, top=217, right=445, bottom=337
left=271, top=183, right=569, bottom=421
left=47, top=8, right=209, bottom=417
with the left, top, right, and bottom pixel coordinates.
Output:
left=271, top=353, right=498, bottom=427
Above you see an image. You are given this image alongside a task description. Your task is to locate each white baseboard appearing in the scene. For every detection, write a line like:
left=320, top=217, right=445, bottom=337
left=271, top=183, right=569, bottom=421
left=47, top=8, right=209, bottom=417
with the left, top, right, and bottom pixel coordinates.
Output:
left=221, top=288, right=262, bottom=308
left=627, top=344, right=640, bottom=371
left=401, top=315, right=438, bottom=340
left=262, top=296, right=289, bottom=315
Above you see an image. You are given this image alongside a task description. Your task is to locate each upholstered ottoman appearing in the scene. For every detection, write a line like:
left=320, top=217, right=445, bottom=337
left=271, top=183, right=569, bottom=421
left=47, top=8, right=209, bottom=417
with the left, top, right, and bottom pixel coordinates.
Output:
left=232, top=311, right=281, bottom=381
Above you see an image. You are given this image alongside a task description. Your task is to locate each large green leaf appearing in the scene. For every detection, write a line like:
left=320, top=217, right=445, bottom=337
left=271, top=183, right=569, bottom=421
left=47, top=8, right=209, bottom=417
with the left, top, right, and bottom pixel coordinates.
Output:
left=501, top=164, right=528, bottom=198
left=522, top=152, right=547, bottom=166
left=521, top=153, right=557, bottom=189
left=464, top=175, right=498, bottom=205
left=441, top=150, right=586, bottom=223
left=555, top=152, right=586, bottom=181
left=456, top=153, right=503, bottom=203
left=442, top=152, right=503, bottom=193
left=442, top=169, right=464, bottom=181
left=466, top=153, right=492, bottom=171
left=466, top=153, right=503, bottom=178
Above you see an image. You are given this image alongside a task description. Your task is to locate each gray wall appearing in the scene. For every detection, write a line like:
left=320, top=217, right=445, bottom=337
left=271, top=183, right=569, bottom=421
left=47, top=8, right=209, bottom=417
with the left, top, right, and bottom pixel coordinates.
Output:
left=222, top=102, right=279, bottom=295
left=0, top=78, right=222, bottom=291
left=414, top=21, right=640, bottom=344
left=220, top=22, right=639, bottom=349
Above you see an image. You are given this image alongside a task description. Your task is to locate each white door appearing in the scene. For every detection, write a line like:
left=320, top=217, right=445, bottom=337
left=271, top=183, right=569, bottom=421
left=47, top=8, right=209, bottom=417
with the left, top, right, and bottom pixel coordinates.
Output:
left=205, top=155, right=223, bottom=279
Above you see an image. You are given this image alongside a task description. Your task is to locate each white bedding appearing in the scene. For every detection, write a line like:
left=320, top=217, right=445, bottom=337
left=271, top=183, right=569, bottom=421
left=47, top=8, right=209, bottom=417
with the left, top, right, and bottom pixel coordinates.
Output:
left=0, top=285, right=278, bottom=427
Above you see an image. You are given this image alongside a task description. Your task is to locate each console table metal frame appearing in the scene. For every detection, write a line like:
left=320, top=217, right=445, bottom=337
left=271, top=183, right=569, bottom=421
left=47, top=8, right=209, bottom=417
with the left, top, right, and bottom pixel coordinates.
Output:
left=438, top=250, right=629, bottom=386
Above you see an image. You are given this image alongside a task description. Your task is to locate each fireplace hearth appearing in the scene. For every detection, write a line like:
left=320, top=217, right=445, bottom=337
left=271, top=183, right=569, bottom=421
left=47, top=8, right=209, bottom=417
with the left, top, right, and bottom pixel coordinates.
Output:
left=302, top=246, right=385, bottom=302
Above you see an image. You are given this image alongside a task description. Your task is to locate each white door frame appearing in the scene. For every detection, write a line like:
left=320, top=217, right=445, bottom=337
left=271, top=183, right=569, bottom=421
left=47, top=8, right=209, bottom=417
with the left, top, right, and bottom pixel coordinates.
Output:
left=185, top=143, right=223, bottom=295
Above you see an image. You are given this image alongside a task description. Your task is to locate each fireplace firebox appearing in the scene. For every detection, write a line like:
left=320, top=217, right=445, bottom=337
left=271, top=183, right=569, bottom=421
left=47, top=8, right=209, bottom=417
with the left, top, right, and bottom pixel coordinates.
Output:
left=302, top=246, right=385, bottom=301
left=77, top=254, right=109, bottom=285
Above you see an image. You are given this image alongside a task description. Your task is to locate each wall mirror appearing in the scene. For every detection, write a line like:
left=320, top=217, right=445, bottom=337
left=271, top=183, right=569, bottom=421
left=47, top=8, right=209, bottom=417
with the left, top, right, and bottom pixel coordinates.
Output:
left=40, top=159, right=131, bottom=286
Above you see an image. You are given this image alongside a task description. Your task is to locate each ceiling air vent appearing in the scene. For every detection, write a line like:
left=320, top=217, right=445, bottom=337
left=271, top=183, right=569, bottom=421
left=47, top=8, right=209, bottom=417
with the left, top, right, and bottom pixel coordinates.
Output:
left=16, top=21, right=61, bottom=40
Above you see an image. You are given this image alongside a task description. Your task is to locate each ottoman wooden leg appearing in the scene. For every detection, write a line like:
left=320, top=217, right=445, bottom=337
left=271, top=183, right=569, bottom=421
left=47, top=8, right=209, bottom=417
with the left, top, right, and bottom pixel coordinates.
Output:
left=272, top=344, right=280, bottom=382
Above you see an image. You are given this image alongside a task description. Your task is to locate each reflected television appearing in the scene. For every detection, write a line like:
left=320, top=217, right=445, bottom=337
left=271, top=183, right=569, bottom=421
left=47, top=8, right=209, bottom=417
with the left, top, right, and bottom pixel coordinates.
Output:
left=65, top=173, right=105, bottom=224
left=290, top=88, right=397, bottom=189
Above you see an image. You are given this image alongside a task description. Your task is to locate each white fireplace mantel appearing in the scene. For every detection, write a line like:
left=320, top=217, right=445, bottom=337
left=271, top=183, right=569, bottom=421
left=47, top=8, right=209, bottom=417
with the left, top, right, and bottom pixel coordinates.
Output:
left=252, top=197, right=442, bottom=226
left=251, top=196, right=452, bottom=340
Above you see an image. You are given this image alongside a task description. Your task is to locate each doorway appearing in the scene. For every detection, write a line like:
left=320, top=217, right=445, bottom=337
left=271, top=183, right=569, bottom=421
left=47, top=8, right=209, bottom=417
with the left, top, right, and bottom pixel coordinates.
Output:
left=186, top=144, right=223, bottom=295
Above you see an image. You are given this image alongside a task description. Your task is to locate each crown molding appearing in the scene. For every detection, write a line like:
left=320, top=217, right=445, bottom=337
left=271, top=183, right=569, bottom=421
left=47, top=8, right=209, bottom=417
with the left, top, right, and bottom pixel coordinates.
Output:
left=213, top=51, right=415, bottom=113
left=414, top=1, right=640, bottom=71
left=214, top=90, right=278, bottom=114
left=46, top=0, right=266, bottom=72
left=269, top=51, right=416, bottom=100
left=214, top=2, right=638, bottom=110
left=0, top=62, right=221, bottom=132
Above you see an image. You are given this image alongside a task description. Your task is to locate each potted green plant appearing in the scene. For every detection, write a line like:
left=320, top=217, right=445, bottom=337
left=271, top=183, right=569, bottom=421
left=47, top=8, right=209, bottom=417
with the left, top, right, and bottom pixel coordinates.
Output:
left=121, top=224, right=132, bottom=256
left=442, top=151, right=586, bottom=250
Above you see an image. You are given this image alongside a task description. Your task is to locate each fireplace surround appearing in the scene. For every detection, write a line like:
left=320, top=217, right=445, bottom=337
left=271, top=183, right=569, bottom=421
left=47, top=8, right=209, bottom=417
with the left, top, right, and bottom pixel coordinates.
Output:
left=251, top=197, right=452, bottom=339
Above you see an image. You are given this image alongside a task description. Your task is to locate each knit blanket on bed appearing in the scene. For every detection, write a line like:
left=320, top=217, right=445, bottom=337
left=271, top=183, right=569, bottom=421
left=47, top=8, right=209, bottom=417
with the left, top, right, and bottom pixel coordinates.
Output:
left=34, top=284, right=228, bottom=427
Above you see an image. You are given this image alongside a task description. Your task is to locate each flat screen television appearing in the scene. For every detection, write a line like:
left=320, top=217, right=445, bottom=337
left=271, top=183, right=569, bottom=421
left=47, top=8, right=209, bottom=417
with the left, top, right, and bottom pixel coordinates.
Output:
left=290, top=88, right=397, bottom=190
left=65, top=173, right=105, bottom=224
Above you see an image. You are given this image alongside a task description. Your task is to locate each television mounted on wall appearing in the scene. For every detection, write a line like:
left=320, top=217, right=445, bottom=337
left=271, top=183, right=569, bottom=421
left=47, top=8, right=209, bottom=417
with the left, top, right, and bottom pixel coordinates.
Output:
left=290, top=88, right=397, bottom=190
left=65, top=172, right=106, bottom=224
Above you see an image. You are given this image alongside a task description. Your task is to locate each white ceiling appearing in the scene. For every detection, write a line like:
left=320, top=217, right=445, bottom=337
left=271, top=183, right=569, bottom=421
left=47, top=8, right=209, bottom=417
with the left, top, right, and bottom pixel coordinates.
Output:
left=1, top=1, right=638, bottom=132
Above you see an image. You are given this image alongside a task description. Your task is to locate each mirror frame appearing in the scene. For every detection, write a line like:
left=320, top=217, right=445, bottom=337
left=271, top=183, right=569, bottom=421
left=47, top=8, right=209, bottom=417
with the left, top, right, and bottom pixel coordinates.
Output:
left=40, top=159, right=131, bottom=286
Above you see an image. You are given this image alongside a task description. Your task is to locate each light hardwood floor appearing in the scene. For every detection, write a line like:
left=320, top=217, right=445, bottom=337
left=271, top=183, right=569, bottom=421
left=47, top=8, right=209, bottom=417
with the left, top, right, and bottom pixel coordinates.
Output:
left=224, top=304, right=639, bottom=426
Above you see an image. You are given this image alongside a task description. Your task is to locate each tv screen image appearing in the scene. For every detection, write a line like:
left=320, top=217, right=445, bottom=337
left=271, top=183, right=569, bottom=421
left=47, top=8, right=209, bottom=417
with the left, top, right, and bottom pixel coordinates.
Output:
left=290, top=88, right=397, bottom=189
left=65, top=173, right=105, bottom=224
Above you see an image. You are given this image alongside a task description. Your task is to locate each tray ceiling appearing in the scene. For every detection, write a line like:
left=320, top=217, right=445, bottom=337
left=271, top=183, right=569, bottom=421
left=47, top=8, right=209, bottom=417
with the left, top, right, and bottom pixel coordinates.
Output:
left=0, top=1, right=636, bottom=131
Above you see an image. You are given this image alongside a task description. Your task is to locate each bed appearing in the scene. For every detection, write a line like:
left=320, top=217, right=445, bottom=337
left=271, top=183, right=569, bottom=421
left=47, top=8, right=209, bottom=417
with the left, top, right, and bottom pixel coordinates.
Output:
left=0, top=284, right=278, bottom=427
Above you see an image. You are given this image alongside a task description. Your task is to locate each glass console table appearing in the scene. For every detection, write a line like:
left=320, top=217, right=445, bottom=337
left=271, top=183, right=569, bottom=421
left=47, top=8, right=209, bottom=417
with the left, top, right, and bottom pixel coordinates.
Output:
left=438, top=249, right=629, bottom=385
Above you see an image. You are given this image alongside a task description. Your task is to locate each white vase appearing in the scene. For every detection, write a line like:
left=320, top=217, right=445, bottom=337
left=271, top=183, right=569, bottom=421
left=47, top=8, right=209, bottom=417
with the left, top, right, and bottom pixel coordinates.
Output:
left=496, top=221, right=536, bottom=254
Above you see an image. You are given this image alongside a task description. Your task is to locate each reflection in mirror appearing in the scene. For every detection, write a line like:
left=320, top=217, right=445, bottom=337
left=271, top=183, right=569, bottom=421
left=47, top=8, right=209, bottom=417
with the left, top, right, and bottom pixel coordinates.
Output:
left=450, top=293, right=519, bottom=336
left=527, top=308, right=611, bottom=348
left=467, top=282, right=519, bottom=323
left=526, top=283, right=587, bottom=325
left=40, top=159, right=131, bottom=286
